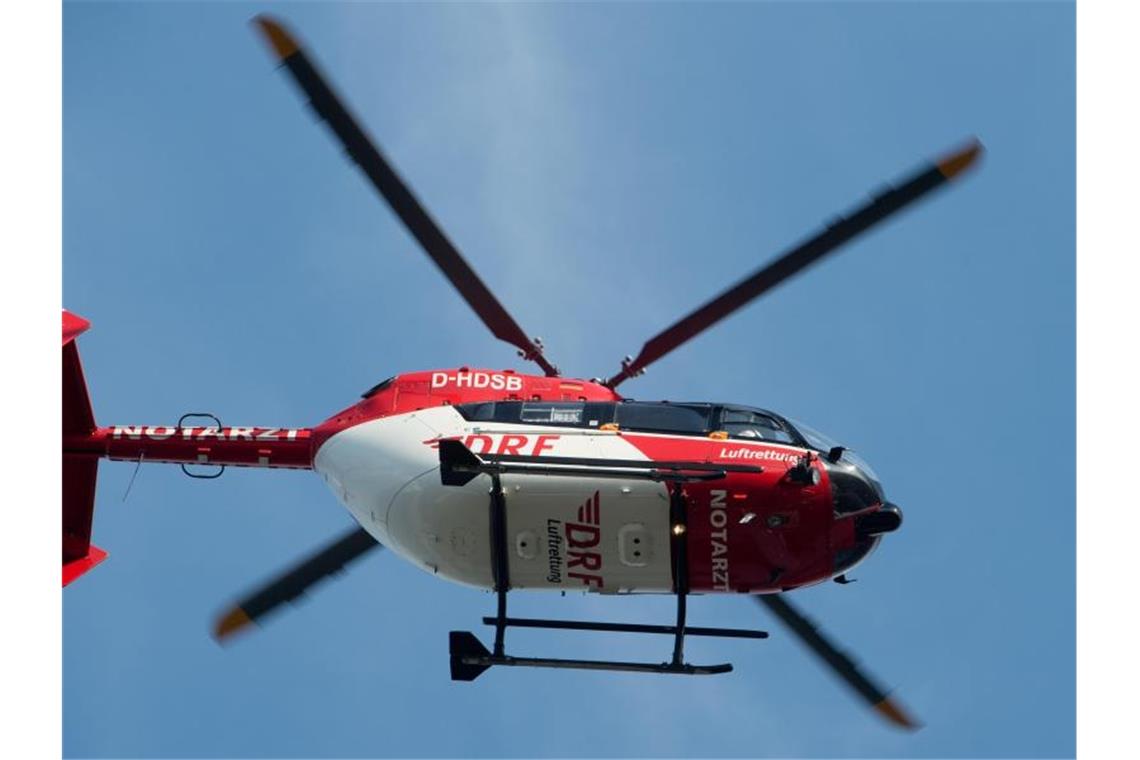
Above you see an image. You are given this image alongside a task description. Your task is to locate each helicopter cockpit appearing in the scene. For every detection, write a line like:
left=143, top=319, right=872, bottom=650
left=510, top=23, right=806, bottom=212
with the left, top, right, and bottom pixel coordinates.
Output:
left=452, top=399, right=901, bottom=578
left=783, top=416, right=903, bottom=574
left=789, top=417, right=883, bottom=497
left=454, top=400, right=892, bottom=514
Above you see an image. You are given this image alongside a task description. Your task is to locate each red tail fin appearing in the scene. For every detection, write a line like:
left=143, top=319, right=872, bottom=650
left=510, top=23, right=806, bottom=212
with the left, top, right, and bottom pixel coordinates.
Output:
left=62, top=310, right=106, bottom=586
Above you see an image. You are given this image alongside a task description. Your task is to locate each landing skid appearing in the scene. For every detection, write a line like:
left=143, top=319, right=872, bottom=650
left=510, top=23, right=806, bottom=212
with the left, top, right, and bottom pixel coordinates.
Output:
left=441, top=441, right=768, bottom=680
left=448, top=631, right=733, bottom=681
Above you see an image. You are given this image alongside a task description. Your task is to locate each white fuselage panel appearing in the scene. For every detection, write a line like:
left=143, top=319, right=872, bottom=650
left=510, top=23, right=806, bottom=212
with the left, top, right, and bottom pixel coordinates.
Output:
left=313, top=407, right=675, bottom=593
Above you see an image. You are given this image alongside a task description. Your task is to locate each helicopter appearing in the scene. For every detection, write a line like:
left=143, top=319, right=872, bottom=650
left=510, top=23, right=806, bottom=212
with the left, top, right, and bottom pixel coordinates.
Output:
left=62, top=14, right=982, bottom=731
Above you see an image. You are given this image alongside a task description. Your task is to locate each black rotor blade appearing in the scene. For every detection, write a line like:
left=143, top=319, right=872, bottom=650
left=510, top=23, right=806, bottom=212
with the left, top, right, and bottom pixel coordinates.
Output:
left=253, top=15, right=559, bottom=377
left=756, top=594, right=920, bottom=730
left=605, top=140, right=983, bottom=388
left=213, top=526, right=381, bottom=643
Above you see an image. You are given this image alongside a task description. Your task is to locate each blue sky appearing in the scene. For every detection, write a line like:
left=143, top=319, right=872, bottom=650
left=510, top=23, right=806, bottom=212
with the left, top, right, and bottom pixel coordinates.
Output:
left=63, top=2, right=1074, bottom=757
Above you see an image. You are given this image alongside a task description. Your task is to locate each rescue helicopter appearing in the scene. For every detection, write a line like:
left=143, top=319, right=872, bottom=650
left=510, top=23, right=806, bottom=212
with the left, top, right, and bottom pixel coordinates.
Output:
left=62, top=14, right=983, bottom=731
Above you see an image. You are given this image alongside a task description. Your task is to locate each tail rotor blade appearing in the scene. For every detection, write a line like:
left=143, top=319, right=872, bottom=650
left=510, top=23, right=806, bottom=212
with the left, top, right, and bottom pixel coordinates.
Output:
left=213, top=526, right=381, bottom=643
left=756, top=594, right=920, bottom=730
left=605, top=140, right=983, bottom=388
left=251, top=15, right=558, bottom=376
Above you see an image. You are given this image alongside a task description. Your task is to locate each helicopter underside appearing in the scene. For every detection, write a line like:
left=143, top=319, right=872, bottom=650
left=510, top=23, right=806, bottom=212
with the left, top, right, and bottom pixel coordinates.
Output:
left=313, top=405, right=837, bottom=594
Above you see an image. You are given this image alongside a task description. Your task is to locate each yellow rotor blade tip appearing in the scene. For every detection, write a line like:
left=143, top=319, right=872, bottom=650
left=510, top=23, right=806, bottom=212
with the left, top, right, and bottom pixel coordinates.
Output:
left=936, top=138, right=984, bottom=180
left=874, top=696, right=922, bottom=730
left=253, top=15, right=299, bottom=60
left=213, top=607, right=255, bottom=643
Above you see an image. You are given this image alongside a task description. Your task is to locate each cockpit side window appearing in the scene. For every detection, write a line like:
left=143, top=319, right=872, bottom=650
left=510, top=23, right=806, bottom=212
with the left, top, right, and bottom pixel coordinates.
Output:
left=615, top=402, right=714, bottom=436
left=718, top=407, right=796, bottom=444
left=455, top=401, right=614, bottom=428
left=518, top=401, right=614, bottom=428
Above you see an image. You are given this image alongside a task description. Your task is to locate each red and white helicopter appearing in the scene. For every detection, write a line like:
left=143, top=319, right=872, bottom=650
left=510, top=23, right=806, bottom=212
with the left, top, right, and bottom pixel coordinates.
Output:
left=62, top=15, right=982, bottom=730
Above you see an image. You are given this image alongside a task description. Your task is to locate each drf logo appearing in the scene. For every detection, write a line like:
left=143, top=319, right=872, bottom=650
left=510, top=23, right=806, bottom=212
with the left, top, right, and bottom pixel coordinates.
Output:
left=566, top=491, right=603, bottom=589
left=423, top=434, right=560, bottom=457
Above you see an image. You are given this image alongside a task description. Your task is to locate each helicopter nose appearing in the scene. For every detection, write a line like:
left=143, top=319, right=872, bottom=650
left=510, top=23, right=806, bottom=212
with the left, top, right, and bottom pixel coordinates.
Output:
left=855, top=502, right=903, bottom=539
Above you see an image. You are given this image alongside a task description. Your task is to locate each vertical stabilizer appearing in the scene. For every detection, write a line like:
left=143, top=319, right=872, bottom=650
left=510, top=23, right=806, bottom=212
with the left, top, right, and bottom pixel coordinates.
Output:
left=62, top=310, right=106, bottom=586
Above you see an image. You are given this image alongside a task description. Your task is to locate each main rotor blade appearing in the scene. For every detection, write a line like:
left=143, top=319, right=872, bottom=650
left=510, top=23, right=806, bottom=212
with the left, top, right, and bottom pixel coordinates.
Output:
left=605, top=140, right=983, bottom=388
left=253, top=15, right=559, bottom=377
left=756, top=594, right=920, bottom=730
left=213, top=526, right=381, bottom=643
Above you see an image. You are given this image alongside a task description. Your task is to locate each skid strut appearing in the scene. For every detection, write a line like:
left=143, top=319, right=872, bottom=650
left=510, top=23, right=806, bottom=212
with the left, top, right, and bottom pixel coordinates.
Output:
left=669, top=482, right=690, bottom=667
left=444, top=446, right=768, bottom=680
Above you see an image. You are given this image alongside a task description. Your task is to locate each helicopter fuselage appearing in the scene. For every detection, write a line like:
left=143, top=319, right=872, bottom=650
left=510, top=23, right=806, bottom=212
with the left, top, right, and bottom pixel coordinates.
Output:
left=76, top=366, right=893, bottom=595
left=309, top=368, right=886, bottom=594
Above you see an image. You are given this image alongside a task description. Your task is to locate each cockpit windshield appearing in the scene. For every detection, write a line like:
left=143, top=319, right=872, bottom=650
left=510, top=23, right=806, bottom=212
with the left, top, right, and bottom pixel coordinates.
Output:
left=787, top=417, right=841, bottom=452
left=788, top=417, right=883, bottom=496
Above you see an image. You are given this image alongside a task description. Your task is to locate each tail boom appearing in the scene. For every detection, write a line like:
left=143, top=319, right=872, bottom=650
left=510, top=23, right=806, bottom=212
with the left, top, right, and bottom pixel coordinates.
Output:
left=64, top=425, right=315, bottom=470
left=62, top=309, right=314, bottom=587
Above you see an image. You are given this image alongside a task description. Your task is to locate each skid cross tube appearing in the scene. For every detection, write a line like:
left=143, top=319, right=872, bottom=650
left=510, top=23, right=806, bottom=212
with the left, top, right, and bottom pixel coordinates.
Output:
left=476, top=452, right=763, bottom=482
left=487, top=452, right=764, bottom=475
left=479, top=462, right=728, bottom=483
left=438, top=438, right=763, bottom=488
